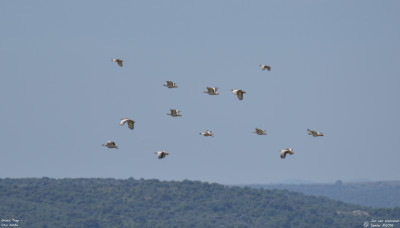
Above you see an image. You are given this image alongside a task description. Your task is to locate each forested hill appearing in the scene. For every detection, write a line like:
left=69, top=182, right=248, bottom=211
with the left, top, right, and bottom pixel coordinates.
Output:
left=0, top=178, right=399, bottom=228
left=248, top=181, right=400, bottom=208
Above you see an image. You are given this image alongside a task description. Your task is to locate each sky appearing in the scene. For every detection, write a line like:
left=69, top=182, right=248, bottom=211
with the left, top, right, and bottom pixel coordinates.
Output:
left=1, top=1, right=399, bottom=185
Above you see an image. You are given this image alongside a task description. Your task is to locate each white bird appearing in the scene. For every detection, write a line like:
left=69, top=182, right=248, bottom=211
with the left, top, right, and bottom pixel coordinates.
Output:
left=102, top=141, right=118, bottom=149
left=154, top=150, right=169, bottom=159
left=167, top=109, right=182, bottom=117
left=260, top=65, right=271, bottom=71
left=163, top=81, right=178, bottom=88
left=231, top=89, right=246, bottom=100
left=204, top=87, right=220, bottom=95
left=280, top=148, right=294, bottom=159
left=307, top=129, right=324, bottom=137
left=112, top=58, right=123, bottom=67
left=253, top=128, right=267, bottom=135
left=120, top=118, right=135, bottom=130
left=200, top=130, right=214, bottom=137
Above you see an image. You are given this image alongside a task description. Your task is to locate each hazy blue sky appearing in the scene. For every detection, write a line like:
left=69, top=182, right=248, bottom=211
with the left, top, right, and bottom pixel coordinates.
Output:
left=1, top=1, right=399, bottom=184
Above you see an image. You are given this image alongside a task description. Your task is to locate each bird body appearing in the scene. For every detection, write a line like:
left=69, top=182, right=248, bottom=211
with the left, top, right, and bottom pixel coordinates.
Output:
left=102, top=141, right=118, bottom=149
left=112, top=58, right=123, bottom=67
left=155, top=151, right=169, bottom=159
left=200, top=130, right=214, bottom=137
left=167, top=109, right=182, bottom=117
left=120, top=118, right=135, bottom=130
left=253, top=128, right=267, bottom=135
left=232, top=89, right=246, bottom=100
left=260, top=65, right=271, bottom=71
left=307, top=129, right=324, bottom=137
left=204, top=87, right=219, bottom=95
left=280, top=148, right=294, bottom=159
left=163, top=81, right=178, bottom=88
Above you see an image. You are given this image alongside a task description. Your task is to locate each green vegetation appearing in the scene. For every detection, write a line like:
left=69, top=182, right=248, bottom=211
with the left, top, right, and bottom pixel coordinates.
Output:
left=250, top=181, right=400, bottom=208
left=0, top=178, right=399, bottom=228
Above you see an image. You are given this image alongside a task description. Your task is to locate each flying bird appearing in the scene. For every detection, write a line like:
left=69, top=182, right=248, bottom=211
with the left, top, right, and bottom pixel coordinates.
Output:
left=112, top=58, right=123, bottom=67
left=167, top=109, right=182, bottom=117
left=200, top=130, right=214, bottom=137
left=253, top=128, right=267, bottom=135
left=204, top=87, right=220, bottom=95
left=102, top=141, right=118, bottom=149
left=280, top=148, right=294, bottom=159
left=154, top=150, right=169, bottom=159
left=120, top=118, right=135, bottom=130
left=163, top=81, right=178, bottom=88
left=307, top=129, right=324, bottom=137
left=260, top=65, right=271, bottom=71
left=232, top=89, right=246, bottom=100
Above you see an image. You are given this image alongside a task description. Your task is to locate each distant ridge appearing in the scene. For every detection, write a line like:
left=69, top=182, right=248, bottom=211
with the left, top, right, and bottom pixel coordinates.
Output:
left=272, top=179, right=318, bottom=185
left=247, top=180, right=400, bottom=208
left=0, top=178, right=399, bottom=227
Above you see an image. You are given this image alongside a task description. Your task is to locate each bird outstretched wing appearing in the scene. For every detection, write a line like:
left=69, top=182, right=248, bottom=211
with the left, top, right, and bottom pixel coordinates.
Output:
left=127, top=121, right=134, bottom=130
left=237, top=91, right=244, bottom=100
